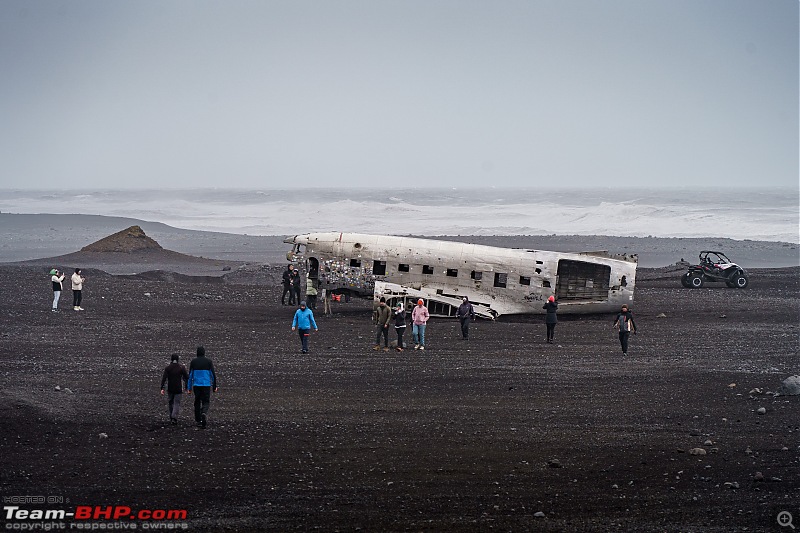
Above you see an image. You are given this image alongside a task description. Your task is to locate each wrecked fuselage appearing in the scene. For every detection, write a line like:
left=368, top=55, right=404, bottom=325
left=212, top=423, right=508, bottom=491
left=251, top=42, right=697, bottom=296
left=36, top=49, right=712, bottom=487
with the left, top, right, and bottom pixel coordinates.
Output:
left=285, top=232, right=637, bottom=319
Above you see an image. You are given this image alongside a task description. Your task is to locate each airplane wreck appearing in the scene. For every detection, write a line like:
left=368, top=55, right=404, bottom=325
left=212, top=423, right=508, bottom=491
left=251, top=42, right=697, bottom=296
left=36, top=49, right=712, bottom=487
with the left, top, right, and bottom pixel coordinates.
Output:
left=285, top=232, right=638, bottom=319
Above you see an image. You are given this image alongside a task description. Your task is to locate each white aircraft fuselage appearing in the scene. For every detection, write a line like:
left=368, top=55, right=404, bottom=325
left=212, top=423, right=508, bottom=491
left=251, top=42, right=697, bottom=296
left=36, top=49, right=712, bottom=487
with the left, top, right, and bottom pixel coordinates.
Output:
left=285, top=232, right=637, bottom=318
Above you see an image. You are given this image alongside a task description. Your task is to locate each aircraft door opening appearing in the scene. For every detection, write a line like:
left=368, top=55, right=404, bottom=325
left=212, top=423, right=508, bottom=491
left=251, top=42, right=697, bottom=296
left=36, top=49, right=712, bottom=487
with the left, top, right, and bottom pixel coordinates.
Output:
left=556, top=260, right=611, bottom=301
left=307, top=257, right=319, bottom=279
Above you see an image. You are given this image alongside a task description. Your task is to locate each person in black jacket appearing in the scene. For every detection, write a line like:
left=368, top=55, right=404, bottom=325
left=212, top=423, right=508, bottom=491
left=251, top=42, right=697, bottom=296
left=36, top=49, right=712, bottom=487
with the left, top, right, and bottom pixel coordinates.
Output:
left=160, top=354, right=189, bottom=425
left=393, top=302, right=407, bottom=351
left=291, top=268, right=302, bottom=306
left=281, top=264, right=294, bottom=305
left=542, top=295, right=558, bottom=343
left=612, top=304, right=637, bottom=356
left=456, top=297, right=475, bottom=340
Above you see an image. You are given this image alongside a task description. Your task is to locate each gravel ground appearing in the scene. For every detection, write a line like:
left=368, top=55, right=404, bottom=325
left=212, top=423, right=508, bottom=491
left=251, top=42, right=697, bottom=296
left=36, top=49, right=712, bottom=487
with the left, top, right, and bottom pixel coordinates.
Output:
left=1, top=260, right=798, bottom=532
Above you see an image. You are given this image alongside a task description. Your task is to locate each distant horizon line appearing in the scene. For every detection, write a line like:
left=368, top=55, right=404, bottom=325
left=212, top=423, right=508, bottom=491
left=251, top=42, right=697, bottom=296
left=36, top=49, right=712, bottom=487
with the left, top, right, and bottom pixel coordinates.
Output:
left=2, top=185, right=798, bottom=191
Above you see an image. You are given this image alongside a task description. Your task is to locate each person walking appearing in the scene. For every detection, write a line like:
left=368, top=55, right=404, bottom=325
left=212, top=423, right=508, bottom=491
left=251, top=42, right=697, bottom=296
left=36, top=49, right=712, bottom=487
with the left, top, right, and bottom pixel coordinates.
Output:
left=305, top=273, right=318, bottom=310
left=612, top=304, right=637, bottom=356
left=393, top=302, right=407, bottom=351
left=372, top=297, right=392, bottom=351
left=542, top=295, right=558, bottom=343
left=50, top=269, right=65, bottom=312
left=160, top=354, right=189, bottom=425
left=291, top=268, right=302, bottom=306
left=411, top=298, right=430, bottom=351
left=71, top=268, right=85, bottom=311
left=456, top=296, right=475, bottom=340
left=291, top=301, right=318, bottom=354
left=281, top=264, right=294, bottom=305
left=187, top=346, right=218, bottom=428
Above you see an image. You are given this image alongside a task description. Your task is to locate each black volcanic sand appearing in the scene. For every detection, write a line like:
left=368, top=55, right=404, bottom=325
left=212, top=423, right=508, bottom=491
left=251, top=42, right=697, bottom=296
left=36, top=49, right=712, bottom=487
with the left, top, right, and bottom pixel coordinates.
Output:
left=1, top=262, right=798, bottom=532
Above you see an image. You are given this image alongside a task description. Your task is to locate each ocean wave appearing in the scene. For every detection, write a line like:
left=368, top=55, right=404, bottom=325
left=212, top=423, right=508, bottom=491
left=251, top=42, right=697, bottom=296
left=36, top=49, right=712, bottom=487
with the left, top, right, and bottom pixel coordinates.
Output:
left=1, top=187, right=797, bottom=243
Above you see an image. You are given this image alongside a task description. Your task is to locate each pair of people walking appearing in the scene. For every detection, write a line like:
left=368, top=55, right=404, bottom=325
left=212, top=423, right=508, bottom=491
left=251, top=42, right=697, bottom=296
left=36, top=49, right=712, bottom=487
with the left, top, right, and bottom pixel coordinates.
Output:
left=281, top=264, right=302, bottom=306
left=543, top=296, right=638, bottom=355
left=160, top=346, right=218, bottom=428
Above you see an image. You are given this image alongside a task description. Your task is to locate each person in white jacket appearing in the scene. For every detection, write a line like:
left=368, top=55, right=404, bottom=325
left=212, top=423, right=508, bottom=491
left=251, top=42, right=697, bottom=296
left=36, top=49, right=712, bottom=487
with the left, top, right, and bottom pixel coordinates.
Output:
left=50, top=269, right=65, bottom=312
left=71, top=268, right=85, bottom=311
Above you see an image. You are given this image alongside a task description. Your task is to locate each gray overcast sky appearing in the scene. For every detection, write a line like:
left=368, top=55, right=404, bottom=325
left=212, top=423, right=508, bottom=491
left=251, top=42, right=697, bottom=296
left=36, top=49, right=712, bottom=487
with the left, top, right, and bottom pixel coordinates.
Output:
left=0, top=0, right=797, bottom=189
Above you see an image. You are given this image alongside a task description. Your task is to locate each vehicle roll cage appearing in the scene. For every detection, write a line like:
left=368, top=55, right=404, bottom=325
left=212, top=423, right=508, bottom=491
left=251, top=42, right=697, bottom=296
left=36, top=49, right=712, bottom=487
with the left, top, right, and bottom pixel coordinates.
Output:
left=698, top=251, right=732, bottom=265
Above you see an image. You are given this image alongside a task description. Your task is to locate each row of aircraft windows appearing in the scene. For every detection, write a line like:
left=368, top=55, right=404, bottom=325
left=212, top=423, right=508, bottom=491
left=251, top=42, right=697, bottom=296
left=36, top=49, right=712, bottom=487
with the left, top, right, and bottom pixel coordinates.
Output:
left=349, top=259, right=544, bottom=289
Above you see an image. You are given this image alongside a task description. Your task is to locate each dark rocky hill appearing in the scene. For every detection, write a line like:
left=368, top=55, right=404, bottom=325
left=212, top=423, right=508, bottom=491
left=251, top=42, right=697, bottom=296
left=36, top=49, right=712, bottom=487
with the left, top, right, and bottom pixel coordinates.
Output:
left=11, top=226, right=244, bottom=276
left=80, top=225, right=163, bottom=253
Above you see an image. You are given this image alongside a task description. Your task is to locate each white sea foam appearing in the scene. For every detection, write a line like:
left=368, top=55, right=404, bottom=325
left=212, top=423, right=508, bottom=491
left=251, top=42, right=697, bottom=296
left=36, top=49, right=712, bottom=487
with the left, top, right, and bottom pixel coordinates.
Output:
left=1, top=187, right=797, bottom=243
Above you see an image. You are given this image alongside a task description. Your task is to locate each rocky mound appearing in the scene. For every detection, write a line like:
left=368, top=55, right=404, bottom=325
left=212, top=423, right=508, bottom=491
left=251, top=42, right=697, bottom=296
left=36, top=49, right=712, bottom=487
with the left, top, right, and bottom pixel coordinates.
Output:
left=12, top=225, right=245, bottom=276
left=80, top=225, right=163, bottom=253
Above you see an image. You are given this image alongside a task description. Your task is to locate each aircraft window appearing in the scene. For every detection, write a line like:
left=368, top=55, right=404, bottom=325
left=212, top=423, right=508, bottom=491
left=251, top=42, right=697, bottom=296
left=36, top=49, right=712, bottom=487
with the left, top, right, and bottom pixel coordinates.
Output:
left=471, top=270, right=482, bottom=280
left=446, top=268, right=458, bottom=277
left=350, top=259, right=361, bottom=268
left=536, top=260, right=543, bottom=265
left=543, top=280, right=551, bottom=288
left=535, top=268, right=542, bottom=274
left=373, top=260, right=387, bottom=276
left=493, top=272, right=507, bottom=288
left=423, top=265, right=434, bottom=275
left=519, top=276, right=531, bottom=286
left=398, top=263, right=410, bottom=272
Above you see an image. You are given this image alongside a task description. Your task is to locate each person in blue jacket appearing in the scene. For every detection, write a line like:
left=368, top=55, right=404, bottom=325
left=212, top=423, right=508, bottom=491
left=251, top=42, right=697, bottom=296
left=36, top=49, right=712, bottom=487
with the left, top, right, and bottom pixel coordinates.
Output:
left=291, top=301, right=318, bottom=354
left=187, top=346, right=218, bottom=428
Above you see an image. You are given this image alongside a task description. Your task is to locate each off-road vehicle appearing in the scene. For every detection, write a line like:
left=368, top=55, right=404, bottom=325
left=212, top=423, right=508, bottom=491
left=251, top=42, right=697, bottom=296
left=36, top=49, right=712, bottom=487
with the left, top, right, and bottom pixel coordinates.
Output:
left=681, top=251, right=749, bottom=289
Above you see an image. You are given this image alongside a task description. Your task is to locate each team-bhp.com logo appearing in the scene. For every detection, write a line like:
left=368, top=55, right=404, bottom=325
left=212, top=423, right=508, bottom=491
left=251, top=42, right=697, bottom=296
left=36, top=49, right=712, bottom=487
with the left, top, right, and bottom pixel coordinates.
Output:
left=4, top=505, right=188, bottom=529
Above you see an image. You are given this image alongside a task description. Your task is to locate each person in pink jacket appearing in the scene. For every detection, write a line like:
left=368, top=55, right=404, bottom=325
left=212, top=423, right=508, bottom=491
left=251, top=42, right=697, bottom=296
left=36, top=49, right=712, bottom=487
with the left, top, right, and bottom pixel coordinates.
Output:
left=411, top=298, right=430, bottom=350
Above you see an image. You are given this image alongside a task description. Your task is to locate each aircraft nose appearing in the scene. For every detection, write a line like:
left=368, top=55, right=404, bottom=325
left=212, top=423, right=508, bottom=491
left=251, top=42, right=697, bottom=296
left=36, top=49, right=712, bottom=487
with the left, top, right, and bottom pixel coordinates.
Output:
left=284, top=234, right=310, bottom=245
